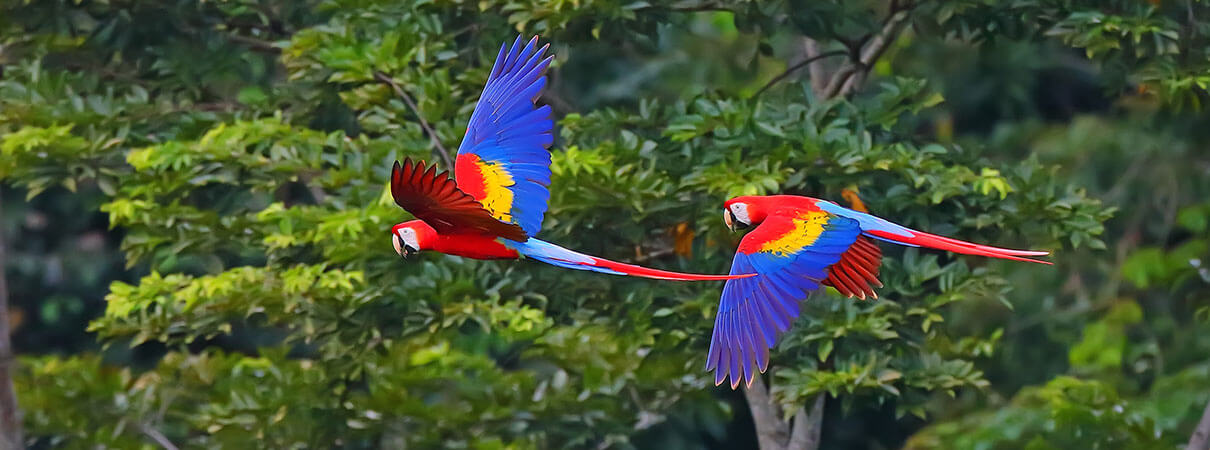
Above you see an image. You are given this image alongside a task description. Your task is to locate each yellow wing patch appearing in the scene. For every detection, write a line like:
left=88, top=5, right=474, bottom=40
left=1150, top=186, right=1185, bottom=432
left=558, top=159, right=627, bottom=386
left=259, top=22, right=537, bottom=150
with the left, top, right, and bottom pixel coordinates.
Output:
left=759, top=211, right=831, bottom=256
left=476, top=160, right=516, bottom=223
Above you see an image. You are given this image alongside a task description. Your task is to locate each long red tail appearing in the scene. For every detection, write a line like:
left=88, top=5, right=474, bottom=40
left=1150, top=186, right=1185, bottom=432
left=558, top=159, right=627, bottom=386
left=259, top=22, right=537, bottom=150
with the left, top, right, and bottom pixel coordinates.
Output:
left=865, top=229, right=1052, bottom=264
left=584, top=255, right=756, bottom=281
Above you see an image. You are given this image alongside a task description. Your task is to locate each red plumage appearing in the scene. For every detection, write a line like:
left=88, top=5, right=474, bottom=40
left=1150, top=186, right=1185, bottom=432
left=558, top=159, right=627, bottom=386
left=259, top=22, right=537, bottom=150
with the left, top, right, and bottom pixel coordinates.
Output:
left=390, top=158, right=528, bottom=242
left=864, top=228, right=1051, bottom=264
left=821, top=237, right=883, bottom=299
left=388, top=36, right=751, bottom=282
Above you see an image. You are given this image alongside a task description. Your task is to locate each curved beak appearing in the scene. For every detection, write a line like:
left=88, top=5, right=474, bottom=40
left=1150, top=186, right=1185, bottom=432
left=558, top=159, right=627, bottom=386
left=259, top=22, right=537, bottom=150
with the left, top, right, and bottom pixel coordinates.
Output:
left=392, top=234, right=409, bottom=258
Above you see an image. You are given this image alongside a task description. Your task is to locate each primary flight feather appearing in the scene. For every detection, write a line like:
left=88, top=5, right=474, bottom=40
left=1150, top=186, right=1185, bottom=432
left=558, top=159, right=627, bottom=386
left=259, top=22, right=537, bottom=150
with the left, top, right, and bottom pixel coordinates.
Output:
left=389, top=36, right=751, bottom=282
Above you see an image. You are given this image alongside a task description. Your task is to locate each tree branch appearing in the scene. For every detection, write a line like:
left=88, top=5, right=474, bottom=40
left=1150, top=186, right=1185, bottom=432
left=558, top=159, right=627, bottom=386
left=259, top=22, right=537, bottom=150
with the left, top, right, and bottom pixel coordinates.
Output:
left=373, top=71, right=455, bottom=168
left=141, top=423, right=180, bottom=450
left=753, top=50, right=847, bottom=98
left=822, top=1, right=915, bottom=99
left=542, top=55, right=575, bottom=114
left=0, top=190, right=24, bottom=449
left=632, top=247, right=675, bottom=263
left=668, top=4, right=730, bottom=12
left=1188, top=398, right=1210, bottom=450
left=640, top=2, right=731, bottom=12
left=821, top=65, right=858, bottom=100
left=225, top=33, right=282, bottom=54
left=837, top=9, right=910, bottom=96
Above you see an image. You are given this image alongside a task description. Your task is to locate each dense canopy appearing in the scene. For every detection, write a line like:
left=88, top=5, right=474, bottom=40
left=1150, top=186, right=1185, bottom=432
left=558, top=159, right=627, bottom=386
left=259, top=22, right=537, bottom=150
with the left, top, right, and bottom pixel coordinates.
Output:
left=1, top=0, right=1208, bottom=449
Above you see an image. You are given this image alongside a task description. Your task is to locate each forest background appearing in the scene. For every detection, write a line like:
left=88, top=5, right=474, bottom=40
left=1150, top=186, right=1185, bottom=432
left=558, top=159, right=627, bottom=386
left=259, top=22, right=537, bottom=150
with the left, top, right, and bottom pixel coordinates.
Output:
left=1, top=0, right=1209, bottom=449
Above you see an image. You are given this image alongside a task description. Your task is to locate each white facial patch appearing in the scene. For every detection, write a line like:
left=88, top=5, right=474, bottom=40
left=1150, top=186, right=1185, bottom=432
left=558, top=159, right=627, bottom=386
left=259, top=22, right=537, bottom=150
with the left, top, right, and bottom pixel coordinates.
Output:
left=729, top=203, right=750, bottom=226
left=397, top=227, right=419, bottom=251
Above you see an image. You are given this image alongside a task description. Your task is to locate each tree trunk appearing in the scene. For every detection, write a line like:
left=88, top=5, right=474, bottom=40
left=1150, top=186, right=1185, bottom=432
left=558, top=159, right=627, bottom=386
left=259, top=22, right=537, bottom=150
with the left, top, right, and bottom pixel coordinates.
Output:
left=743, top=376, right=826, bottom=450
left=0, top=190, right=24, bottom=449
left=800, top=37, right=829, bottom=96
left=1188, top=399, right=1210, bottom=450
left=741, top=4, right=916, bottom=448
left=745, top=376, right=790, bottom=450
left=787, top=394, right=825, bottom=450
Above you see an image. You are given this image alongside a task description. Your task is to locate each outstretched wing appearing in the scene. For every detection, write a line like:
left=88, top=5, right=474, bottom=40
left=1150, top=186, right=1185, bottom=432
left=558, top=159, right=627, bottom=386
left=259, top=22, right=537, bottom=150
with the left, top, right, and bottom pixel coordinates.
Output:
left=454, top=35, right=555, bottom=237
left=391, top=158, right=528, bottom=241
left=707, top=209, right=862, bottom=389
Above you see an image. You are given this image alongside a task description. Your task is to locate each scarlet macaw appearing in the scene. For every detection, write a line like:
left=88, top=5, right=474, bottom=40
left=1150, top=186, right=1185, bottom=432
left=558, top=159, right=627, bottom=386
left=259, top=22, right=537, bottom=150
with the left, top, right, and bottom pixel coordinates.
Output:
left=708, top=195, right=1050, bottom=388
left=389, top=36, right=749, bottom=281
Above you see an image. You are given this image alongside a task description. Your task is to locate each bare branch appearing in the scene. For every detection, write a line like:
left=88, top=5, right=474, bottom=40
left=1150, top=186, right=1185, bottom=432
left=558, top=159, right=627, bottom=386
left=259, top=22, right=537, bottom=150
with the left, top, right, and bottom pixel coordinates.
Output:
left=1189, top=399, right=1210, bottom=450
left=649, top=2, right=731, bottom=12
left=540, top=93, right=575, bottom=115
left=0, top=191, right=24, bottom=448
left=140, top=423, right=180, bottom=450
left=373, top=71, right=455, bottom=168
left=668, top=4, right=730, bottom=12
left=753, top=50, right=847, bottom=98
left=175, top=21, right=284, bottom=55
left=822, top=1, right=915, bottom=99
left=838, top=8, right=910, bottom=96
left=632, top=247, right=676, bottom=263
left=225, top=33, right=282, bottom=54
left=821, top=65, right=857, bottom=100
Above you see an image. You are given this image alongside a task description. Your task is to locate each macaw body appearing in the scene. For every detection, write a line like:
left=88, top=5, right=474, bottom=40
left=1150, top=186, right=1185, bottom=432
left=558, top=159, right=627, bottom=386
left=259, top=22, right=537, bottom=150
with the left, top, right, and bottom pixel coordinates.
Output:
left=389, top=36, right=750, bottom=282
left=709, top=194, right=1050, bottom=388
left=391, top=216, right=743, bottom=280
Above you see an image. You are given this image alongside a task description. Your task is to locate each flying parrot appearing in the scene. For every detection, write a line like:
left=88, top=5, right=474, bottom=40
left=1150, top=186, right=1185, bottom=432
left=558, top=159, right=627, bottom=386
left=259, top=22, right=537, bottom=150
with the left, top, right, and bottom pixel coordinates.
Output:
left=707, top=194, right=1051, bottom=388
left=389, top=36, right=750, bottom=282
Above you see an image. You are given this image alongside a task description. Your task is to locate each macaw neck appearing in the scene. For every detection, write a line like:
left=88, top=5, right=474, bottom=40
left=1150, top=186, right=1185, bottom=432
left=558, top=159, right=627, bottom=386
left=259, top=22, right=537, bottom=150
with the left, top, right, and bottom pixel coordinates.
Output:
left=431, top=233, right=521, bottom=260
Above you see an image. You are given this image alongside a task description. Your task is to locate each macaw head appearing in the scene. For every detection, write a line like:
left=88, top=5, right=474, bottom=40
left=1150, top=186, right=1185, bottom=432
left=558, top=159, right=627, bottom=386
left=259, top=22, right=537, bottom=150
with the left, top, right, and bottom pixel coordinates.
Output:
left=391, top=220, right=437, bottom=258
left=722, top=196, right=768, bottom=232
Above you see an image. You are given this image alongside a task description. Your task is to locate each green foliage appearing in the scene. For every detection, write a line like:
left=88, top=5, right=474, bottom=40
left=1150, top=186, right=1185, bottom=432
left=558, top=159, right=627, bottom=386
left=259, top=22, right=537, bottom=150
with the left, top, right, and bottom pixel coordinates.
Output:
left=1121, top=203, right=1210, bottom=289
left=906, top=366, right=1210, bottom=450
left=901, top=5, right=1210, bottom=445
left=918, top=0, right=1210, bottom=109
left=4, top=0, right=1208, bottom=448
left=20, top=351, right=342, bottom=448
left=1067, top=301, right=1143, bottom=376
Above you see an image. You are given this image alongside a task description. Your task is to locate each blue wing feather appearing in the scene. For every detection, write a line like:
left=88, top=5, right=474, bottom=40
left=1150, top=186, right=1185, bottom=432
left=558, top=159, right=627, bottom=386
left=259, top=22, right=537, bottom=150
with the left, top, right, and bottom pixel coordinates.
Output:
left=708, top=212, right=862, bottom=388
left=455, top=36, right=556, bottom=237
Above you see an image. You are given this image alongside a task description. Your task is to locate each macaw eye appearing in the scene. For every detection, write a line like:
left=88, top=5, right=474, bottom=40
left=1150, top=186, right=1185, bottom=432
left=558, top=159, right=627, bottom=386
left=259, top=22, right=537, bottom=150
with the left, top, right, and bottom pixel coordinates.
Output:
left=729, top=203, right=751, bottom=226
left=398, top=229, right=421, bottom=253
